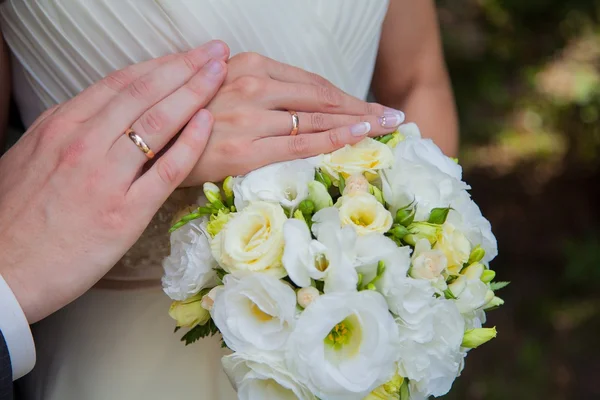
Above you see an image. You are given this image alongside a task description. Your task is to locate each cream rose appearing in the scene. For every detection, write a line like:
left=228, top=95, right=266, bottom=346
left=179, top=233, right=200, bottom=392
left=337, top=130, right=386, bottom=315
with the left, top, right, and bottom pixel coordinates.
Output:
left=320, top=138, right=394, bottom=181
left=337, top=192, right=393, bottom=236
left=211, top=201, right=287, bottom=277
left=410, top=239, right=448, bottom=291
left=434, top=223, right=471, bottom=274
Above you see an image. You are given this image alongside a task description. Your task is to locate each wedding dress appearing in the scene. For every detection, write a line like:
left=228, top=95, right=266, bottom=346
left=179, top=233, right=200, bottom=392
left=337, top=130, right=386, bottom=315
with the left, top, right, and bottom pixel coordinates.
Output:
left=0, top=0, right=389, bottom=398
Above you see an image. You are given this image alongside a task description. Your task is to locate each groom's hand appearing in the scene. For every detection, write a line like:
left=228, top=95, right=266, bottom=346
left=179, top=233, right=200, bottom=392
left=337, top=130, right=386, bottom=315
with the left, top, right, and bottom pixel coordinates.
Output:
left=0, top=41, right=230, bottom=323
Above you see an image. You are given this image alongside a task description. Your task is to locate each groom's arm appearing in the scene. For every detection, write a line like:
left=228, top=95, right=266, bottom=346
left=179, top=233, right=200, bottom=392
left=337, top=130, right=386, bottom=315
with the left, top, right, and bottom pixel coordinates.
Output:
left=372, top=0, right=459, bottom=156
left=0, top=31, right=10, bottom=149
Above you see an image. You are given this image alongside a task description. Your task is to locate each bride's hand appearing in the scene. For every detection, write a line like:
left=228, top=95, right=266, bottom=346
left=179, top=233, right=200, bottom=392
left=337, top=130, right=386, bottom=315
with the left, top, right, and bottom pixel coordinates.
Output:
left=0, top=41, right=229, bottom=323
left=183, top=52, right=405, bottom=185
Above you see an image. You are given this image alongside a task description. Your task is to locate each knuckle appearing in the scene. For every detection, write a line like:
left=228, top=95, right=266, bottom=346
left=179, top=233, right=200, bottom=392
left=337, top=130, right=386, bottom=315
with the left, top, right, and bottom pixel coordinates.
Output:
left=310, top=113, right=328, bottom=131
left=98, top=201, right=127, bottom=231
left=156, top=158, right=181, bottom=186
left=318, top=86, right=342, bottom=110
left=365, top=102, right=384, bottom=116
left=37, top=114, right=69, bottom=144
left=288, top=136, right=310, bottom=157
left=233, top=76, right=263, bottom=98
left=57, top=137, right=87, bottom=167
left=238, top=52, right=265, bottom=69
left=139, top=109, right=165, bottom=135
left=217, top=140, right=244, bottom=158
left=128, top=76, right=152, bottom=100
left=103, top=69, right=132, bottom=92
left=328, top=130, right=343, bottom=148
left=181, top=53, right=201, bottom=73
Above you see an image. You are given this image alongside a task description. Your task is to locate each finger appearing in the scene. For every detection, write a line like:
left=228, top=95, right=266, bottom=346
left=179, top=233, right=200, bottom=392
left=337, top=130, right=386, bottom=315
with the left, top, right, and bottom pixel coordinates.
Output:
left=126, top=109, right=213, bottom=218
left=257, top=80, right=389, bottom=116
left=109, top=59, right=226, bottom=174
left=257, top=110, right=406, bottom=138
left=89, top=40, right=229, bottom=142
left=226, top=53, right=335, bottom=88
left=59, top=53, right=180, bottom=121
left=261, top=122, right=374, bottom=164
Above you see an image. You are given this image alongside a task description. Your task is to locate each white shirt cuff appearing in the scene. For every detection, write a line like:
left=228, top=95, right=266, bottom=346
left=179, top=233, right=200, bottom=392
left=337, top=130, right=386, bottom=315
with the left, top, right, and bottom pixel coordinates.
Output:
left=0, top=273, right=36, bottom=380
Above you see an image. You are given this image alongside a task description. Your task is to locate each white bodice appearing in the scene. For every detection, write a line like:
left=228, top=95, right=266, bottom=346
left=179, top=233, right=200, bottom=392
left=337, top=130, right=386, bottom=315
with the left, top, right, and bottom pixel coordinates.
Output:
left=0, top=0, right=389, bottom=282
left=1, top=0, right=389, bottom=127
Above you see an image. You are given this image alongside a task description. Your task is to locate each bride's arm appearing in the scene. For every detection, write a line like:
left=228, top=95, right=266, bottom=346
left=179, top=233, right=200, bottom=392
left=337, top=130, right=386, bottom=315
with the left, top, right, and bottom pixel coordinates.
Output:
left=0, top=32, right=9, bottom=148
left=372, top=0, right=458, bottom=156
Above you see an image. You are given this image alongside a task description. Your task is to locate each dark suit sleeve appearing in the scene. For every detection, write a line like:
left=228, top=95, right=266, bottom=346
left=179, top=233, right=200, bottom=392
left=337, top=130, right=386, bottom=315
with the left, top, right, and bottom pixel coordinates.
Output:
left=0, top=329, right=13, bottom=400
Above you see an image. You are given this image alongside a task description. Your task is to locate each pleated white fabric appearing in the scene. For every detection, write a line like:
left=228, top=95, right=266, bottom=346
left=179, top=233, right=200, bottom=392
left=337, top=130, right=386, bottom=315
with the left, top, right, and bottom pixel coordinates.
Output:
left=0, top=1, right=389, bottom=398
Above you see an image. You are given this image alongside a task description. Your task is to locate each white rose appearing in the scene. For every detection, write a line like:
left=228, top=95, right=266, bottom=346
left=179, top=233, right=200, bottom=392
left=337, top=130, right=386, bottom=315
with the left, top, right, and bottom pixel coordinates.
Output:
left=393, top=136, right=463, bottom=180
left=337, top=192, right=393, bottom=236
left=434, top=223, right=471, bottom=274
left=222, top=353, right=316, bottom=400
left=282, top=212, right=358, bottom=293
left=410, top=239, right=448, bottom=291
left=211, top=201, right=287, bottom=277
left=211, top=274, right=296, bottom=353
left=395, top=299, right=466, bottom=398
left=233, top=158, right=316, bottom=211
left=286, top=291, right=398, bottom=400
left=382, top=165, right=469, bottom=222
left=320, top=138, right=394, bottom=180
left=447, top=191, right=498, bottom=263
left=397, top=122, right=423, bottom=140
left=162, top=219, right=217, bottom=301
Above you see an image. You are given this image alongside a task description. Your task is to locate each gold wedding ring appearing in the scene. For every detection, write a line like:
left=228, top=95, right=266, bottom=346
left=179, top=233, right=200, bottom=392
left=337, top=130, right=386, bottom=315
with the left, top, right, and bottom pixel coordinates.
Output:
left=124, top=128, right=155, bottom=159
left=289, top=111, right=299, bottom=136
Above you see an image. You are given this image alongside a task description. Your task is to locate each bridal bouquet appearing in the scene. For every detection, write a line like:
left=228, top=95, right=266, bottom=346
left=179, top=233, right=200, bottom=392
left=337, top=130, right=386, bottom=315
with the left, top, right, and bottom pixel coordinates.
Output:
left=162, top=122, right=506, bottom=400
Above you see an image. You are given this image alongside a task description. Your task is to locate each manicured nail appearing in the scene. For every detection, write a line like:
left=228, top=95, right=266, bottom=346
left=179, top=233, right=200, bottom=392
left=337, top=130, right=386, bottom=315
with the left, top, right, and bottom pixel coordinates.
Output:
left=206, top=41, right=227, bottom=58
left=384, top=107, right=405, bottom=121
left=350, top=122, right=371, bottom=137
left=204, top=59, right=224, bottom=75
left=378, top=112, right=404, bottom=128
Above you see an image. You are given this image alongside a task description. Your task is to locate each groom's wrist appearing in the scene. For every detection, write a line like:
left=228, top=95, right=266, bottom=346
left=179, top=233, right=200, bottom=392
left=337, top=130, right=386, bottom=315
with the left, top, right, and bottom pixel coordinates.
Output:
left=0, top=273, right=35, bottom=380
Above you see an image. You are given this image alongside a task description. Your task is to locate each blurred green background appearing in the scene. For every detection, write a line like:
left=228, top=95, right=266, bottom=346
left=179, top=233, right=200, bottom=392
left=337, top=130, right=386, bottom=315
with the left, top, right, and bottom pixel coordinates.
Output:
left=437, top=0, right=600, bottom=399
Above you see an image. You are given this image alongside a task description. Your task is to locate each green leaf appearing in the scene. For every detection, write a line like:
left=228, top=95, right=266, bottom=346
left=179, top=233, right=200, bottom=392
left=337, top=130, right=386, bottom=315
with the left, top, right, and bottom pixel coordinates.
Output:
left=489, top=281, right=511, bottom=291
left=174, top=326, right=181, bottom=333
left=376, top=133, right=394, bottom=144
left=400, top=378, right=410, bottom=400
left=180, top=319, right=220, bottom=346
left=428, top=207, right=452, bottom=225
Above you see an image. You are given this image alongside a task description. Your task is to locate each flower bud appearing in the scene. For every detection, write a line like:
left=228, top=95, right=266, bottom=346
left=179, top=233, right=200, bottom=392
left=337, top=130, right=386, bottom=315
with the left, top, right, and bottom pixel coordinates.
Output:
left=369, top=184, right=385, bottom=204
left=293, top=209, right=306, bottom=222
left=201, top=286, right=222, bottom=311
left=388, top=224, right=409, bottom=240
left=448, top=276, right=467, bottom=297
left=404, top=222, right=441, bottom=246
left=484, top=296, right=505, bottom=310
left=342, top=174, right=369, bottom=195
left=307, top=181, right=333, bottom=211
left=461, top=327, right=497, bottom=349
left=365, top=372, right=406, bottom=400
left=386, top=131, right=404, bottom=149
left=169, top=293, right=210, bottom=328
left=299, top=199, right=315, bottom=216
left=468, top=245, right=486, bottom=264
left=203, top=182, right=226, bottom=209
left=395, top=207, right=416, bottom=227
left=481, top=269, right=496, bottom=283
left=297, top=287, right=320, bottom=308
left=462, top=263, right=485, bottom=280
left=484, top=289, right=495, bottom=305
left=223, top=176, right=234, bottom=206
left=315, top=170, right=332, bottom=189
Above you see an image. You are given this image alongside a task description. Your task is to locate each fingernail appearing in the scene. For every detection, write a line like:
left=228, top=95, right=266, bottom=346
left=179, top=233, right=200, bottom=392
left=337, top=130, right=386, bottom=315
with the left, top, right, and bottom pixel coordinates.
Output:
left=378, top=112, right=404, bottom=128
left=350, top=122, right=371, bottom=137
left=384, top=107, right=405, bottom=121
left=204, top=59, right=224, bottom=75
left=206, top=41, right=227, bottom=58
